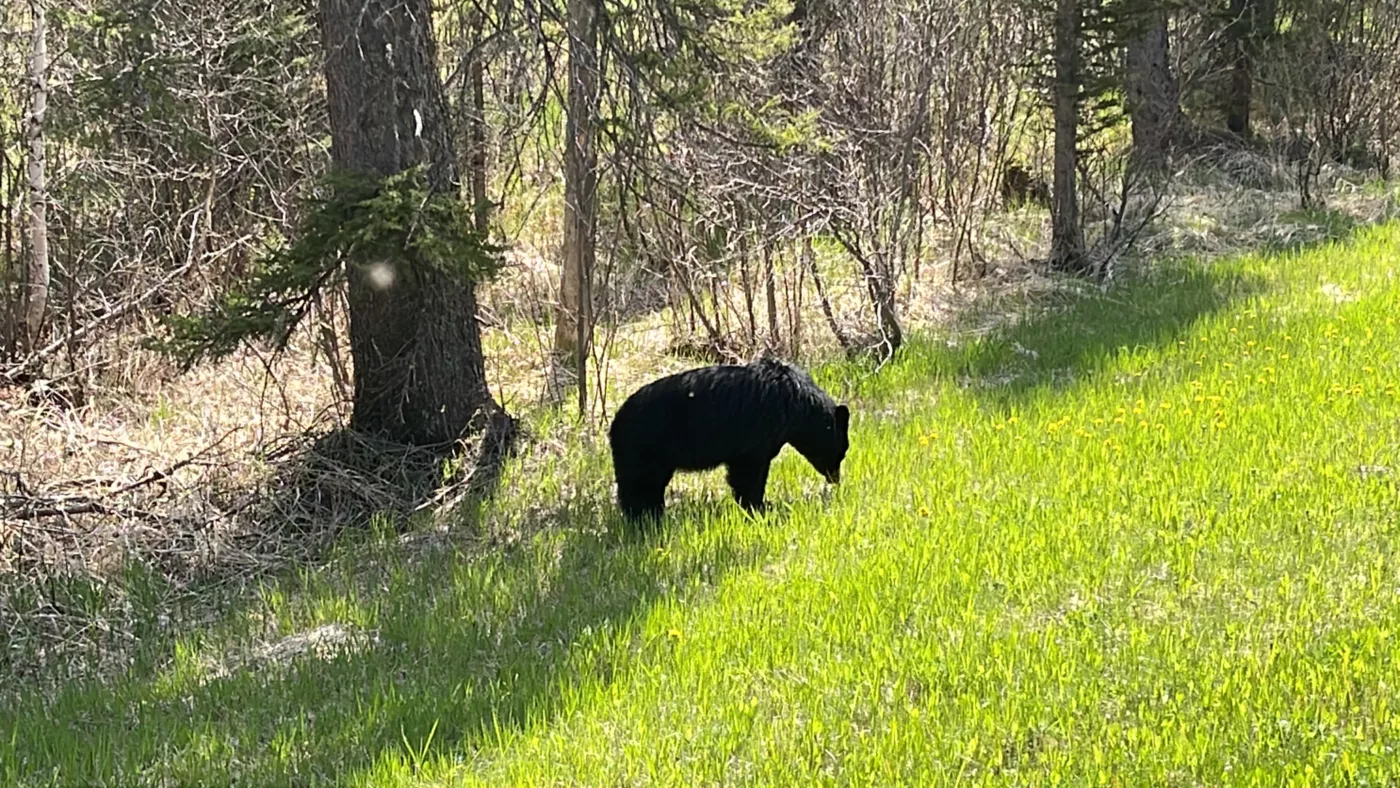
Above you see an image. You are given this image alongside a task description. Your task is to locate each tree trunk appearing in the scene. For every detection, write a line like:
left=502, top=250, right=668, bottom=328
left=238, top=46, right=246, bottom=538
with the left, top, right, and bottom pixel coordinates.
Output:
left=320, top=0, right=500, bottom=445
left=23, top=0, right=49, bottom=353
left=1050, top=0, right=1086, bottom=272
left=739, top=234, right=756, bottom=345
left=1125, top=1, right=1184, bottom=178
left=764, top=243, right=779, bottom=347
left=554, top=0, right=600, bottom=412
left=468, top=13, right=490, bottom=236
left=1224, top=0, right=1252, bottom=137
left=1224, top=0, right=1275, bottom=138
left=832, top=232, right=903, bottom=354
left=805, top=238, right=851, bottom=354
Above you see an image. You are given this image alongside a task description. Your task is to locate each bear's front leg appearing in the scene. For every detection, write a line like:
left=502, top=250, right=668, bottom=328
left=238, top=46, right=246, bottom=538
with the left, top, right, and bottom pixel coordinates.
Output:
left=725, top=455, right=772, bottom=513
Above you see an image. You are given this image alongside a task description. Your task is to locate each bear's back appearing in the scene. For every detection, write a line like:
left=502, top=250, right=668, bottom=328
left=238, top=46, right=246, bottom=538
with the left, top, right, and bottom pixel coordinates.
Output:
left=609, top=362, right=802, bottom=470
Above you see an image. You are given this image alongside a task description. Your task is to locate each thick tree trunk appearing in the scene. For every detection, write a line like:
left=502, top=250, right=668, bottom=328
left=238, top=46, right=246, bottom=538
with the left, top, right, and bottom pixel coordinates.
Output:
left=1051, top=0, right=1086, bottom=272
left=320, top=0, right=499, bottom=445
left=553, top=0, right=600, bottom=409
left=23, top=0, right=49, bottom=352
left=1125, top=1, right=1184, bottom=178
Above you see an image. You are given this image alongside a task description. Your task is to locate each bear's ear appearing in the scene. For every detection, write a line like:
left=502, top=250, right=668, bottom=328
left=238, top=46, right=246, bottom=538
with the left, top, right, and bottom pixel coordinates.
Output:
left=835, top=404, right=849, bottom=430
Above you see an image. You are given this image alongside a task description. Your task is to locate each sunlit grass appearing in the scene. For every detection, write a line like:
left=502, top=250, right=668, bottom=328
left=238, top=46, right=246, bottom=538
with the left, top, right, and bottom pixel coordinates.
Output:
left=4, top=223, right=1400, bottom=785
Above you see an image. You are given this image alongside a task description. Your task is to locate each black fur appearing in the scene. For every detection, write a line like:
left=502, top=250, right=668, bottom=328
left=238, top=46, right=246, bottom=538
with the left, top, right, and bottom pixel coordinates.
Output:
left=608, top=356, right=850, bottom=523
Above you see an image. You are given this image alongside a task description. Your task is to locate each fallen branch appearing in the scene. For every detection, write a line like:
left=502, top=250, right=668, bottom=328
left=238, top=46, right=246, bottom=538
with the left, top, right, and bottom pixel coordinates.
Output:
left=2, top=497, right=159, bottom=524
left=0, top=430, right=234, bottom=524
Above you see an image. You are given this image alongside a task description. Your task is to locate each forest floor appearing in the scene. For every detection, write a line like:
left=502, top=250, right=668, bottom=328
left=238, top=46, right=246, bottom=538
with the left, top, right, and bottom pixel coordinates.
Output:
left=4, top=168, right=1400, bottom=784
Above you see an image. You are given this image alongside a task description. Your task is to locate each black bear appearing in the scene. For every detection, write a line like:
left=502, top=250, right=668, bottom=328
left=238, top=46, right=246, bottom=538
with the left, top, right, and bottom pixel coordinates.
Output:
left=608, top=356, right=850, bottom=523
left=999, top=163, right=1051, bottom=209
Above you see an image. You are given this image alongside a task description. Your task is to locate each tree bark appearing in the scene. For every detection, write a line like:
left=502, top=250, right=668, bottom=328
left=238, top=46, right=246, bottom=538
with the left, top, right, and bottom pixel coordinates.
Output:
left=468, top=12, right=490, bottom=236
left=832, top=232, right=903, bottom=354
left=1125, top=1, right=1184, bottom=178
left=23, top=0, right=49, bottom=353
left=320, top=0, right=500, bottom=445
left=1050, top=0, right=1086, bottom=272
left=764, top=243, right=779, bottom=347
left=554, top=0, right=600, bottom=411
left=1224, top=0, right=1275, bottom=138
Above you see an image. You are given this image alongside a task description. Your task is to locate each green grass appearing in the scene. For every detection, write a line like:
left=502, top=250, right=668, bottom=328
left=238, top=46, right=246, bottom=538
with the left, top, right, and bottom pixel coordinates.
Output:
left=5, top=223, right=1400, bottom=785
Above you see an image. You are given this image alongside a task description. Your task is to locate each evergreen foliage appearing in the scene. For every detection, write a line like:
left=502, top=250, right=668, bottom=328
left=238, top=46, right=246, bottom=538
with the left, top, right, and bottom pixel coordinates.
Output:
left=151, top=166, right=503, bottom=369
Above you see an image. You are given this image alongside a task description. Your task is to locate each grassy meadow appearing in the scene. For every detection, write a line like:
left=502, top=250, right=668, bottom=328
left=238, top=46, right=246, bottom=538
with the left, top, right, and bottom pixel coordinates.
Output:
left=4, top=221, right=1400, bottom=785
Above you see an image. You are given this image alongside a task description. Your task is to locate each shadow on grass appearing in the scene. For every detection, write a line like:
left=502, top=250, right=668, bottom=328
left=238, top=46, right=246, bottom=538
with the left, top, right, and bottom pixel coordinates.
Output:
left=1, top=475, right=765, bottom=783
left=948, top=262, right=1264, bottom=411
left=837, top=223, right=1371, bottom=412
left=0, top=386, right=770, bottom=782
left=0, top=408, right=522, bottom=688
left=1260, top=207, right=1362, bottom=255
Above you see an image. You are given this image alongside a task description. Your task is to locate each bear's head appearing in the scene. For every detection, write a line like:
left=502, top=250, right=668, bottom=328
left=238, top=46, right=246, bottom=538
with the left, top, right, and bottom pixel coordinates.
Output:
left=791, top=403, right=850, bottom=484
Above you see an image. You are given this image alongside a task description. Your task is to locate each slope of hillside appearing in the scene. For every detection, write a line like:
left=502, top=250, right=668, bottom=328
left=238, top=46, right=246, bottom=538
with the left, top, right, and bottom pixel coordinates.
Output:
left=4, top=222, right=1400, bottom=785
